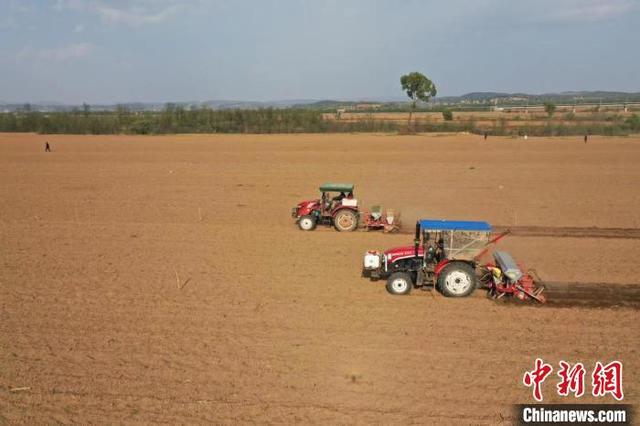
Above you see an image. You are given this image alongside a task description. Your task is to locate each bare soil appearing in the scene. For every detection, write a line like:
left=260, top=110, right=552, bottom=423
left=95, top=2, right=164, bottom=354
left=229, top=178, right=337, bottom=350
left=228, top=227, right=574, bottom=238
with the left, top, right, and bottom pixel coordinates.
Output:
left=1, top=133, right=639, bottom=424
left=494, top=225, right=640, bottom=239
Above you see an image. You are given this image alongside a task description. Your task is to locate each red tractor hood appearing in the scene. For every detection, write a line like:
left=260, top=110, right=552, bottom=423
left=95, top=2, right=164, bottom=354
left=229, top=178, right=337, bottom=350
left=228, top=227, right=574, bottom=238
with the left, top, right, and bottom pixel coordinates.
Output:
left=295, top=199, right=321, bottom=217
left=384, top=245, right=424, bottom=263
left=297, top=199, right=319, bottom=207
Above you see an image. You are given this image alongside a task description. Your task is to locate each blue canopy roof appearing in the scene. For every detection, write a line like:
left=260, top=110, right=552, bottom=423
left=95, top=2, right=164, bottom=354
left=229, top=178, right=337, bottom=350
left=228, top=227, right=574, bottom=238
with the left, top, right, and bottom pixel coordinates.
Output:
left=419, top=219, right=492, bottom=232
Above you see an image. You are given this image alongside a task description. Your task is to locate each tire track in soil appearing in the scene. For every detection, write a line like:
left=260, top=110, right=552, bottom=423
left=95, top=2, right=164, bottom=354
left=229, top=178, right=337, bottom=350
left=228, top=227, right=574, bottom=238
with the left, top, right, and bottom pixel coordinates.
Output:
left=535, top=282, right=640, bottom=309
left=493, top=226, right=640, bottom=239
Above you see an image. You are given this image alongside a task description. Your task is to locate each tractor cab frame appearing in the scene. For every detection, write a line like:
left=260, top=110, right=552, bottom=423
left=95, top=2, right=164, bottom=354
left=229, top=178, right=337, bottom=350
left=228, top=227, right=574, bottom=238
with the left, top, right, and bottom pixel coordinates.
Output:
left=363, top=219, right=496, bottom=297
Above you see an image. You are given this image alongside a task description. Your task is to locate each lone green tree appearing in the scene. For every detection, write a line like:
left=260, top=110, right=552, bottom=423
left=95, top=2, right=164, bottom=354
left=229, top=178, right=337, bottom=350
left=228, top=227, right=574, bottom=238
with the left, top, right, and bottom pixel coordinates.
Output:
left=544, top=102, right=556, bottom=118
left=400, top=72, right=437, bottom=128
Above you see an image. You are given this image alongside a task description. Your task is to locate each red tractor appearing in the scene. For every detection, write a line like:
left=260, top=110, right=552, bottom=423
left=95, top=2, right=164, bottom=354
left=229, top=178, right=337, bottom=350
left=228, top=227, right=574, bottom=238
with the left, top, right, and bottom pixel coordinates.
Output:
left=362, top=219, right=545, bottom=302
left=292, top=183, right=360, bottom=232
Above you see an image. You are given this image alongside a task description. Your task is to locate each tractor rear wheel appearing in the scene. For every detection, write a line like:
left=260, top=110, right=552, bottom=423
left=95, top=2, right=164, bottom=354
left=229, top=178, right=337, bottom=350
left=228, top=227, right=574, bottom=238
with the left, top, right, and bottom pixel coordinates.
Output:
left=437, top=262, right=476, bottom=297
left=386, top=272, right=413, bottom=295
left=298, top=215, right=316, bottom=231
left=334, top=210, right=358, bottom=232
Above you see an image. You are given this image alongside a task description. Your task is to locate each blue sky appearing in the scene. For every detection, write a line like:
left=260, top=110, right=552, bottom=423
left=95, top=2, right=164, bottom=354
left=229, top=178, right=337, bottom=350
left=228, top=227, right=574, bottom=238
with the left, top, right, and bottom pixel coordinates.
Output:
left=1, top=0, right=639, bottom=103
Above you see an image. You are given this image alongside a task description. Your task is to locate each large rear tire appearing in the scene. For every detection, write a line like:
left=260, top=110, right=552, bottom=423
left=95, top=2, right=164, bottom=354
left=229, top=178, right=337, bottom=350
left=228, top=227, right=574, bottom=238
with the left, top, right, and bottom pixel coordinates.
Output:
left=437, top=262, right=476, bottom=297
left=334, top=210, right=358, bottom=232
left=298, top=215, right=316, bottom=231
left=386, top=272, right=413, bottom=295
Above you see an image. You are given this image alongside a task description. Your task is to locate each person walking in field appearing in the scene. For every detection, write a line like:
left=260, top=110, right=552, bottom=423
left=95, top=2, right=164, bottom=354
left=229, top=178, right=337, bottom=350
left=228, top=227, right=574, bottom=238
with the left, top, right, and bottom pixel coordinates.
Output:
left=484, top=131, right=488, bottom=140
left=584, top=134, right=588, bottom=144
left=45, top=142, right=51, bottom=152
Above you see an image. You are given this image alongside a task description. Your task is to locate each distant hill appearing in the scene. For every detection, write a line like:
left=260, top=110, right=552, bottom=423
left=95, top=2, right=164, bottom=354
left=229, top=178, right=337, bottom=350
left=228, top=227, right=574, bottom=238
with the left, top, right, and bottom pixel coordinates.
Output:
left=200, top=99, right=320, bottom=110
left=2, top=91, right=639, bottom=112
left=436, top=91, right=640, bottom=105
left=295, top=100, right=359, bottom=109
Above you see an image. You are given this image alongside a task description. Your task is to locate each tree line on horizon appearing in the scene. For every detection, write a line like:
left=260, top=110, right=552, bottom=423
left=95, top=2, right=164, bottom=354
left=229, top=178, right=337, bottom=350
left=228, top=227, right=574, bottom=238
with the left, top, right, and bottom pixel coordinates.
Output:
left=2, top=70, right=639, bottom=135
left=2, top=69, right=640, bottom=137
left=0, top=105, right=638, bottom=136
left=0, top=105, right=466, bottom=135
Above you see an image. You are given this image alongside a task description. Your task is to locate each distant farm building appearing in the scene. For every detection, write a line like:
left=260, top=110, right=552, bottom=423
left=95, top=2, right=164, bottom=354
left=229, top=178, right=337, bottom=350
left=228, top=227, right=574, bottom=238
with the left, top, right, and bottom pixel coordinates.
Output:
left=355, top=103, right=382, bottom=111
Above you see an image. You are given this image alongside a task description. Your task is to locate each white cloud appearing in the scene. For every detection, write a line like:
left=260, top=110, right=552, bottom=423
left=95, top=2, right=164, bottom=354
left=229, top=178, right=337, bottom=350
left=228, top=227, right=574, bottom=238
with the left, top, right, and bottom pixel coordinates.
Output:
left=54, top=0, right=85, bottom=11
left=18, top=43, right=94, bottom=62
left=95, top=3, right=181, bottom=26
left=0, top=17, right=17, bottom=30
left=74, top=23, right=85, bottom=32
left=54, top=0, right=195, bottom=26
left=1, top=0, right=37, bottom=30
left=549, top=0, right=635, bottom=21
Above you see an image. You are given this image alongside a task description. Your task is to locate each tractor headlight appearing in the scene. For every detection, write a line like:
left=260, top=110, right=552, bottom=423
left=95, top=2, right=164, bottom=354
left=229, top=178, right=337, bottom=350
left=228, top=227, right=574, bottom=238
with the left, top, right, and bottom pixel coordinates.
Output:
left=363, top=251, right=381, bottom=270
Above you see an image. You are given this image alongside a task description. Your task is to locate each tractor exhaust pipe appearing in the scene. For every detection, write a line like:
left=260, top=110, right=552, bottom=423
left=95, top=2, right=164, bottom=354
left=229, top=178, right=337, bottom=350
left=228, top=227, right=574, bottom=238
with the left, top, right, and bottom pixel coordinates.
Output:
left=414, top=221, right=420, bottom=258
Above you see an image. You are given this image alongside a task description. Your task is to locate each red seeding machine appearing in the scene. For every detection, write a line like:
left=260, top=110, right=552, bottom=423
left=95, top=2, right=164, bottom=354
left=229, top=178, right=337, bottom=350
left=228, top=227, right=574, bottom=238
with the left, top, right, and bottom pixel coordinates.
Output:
left=481, top=251, right=546, bottom=303
left=362, top=219, right=546, bottom=303
left=292, top=183, right=400, bottom=233
left=361, top=205, right=400, bottom=233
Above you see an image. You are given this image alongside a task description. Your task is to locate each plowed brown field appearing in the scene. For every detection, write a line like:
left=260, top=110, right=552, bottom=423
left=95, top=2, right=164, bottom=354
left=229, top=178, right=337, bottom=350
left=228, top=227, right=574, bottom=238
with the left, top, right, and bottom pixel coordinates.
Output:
left=1, top=133, right=639, bottom=424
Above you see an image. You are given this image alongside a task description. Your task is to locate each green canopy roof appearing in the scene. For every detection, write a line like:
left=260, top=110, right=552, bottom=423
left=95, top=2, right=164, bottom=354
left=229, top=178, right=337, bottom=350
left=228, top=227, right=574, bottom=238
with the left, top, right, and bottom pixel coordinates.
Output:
left=319, top=182, right=354, bottom=193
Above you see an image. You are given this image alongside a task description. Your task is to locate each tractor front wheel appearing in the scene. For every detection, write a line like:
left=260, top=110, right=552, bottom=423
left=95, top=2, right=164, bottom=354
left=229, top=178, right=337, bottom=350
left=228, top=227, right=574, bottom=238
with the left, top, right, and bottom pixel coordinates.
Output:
left=437, top=262, right=476, bottom=297
left=298, top=215, right=316, bottom=231
left=334, top=210, right=358, bottom=232
left=386, top=272, right=413, bottom=295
